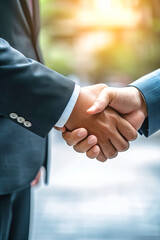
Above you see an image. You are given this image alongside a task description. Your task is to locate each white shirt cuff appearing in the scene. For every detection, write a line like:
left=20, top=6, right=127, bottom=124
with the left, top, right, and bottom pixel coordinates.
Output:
left=55, top=84, right=80, bottom=127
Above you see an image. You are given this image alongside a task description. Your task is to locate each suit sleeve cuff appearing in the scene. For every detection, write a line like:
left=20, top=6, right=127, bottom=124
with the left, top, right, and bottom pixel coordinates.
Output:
left=130, top=69, right=160, bottom=137
left=55, top=84, right=80, bottom=127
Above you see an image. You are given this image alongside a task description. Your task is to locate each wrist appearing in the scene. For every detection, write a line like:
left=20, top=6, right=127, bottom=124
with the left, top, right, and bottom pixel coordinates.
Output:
left=133, top=87, right=148, bottom=118
left=65, top=87, right=90, bottom=130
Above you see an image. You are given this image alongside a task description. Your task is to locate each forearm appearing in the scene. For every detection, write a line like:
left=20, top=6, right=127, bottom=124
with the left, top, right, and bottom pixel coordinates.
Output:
left=0, top=38, right=75, bottom=137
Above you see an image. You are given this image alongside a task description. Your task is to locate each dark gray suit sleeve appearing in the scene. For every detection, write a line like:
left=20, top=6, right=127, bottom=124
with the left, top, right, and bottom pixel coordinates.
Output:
left=130, top=69, right=160, bottom=137
left=0, top=38, right=75, bottom=137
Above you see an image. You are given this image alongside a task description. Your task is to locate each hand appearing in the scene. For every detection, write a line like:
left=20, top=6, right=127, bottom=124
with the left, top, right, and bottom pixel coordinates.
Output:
left=60, top=86, right=146, bottom=160
left=31, top=169, right=41, bottom=187
left=62, top=128, right=101, bottom=159
left=88, top=86, right=148, bottom=130
left=55, top=127, right=101, bottom=158
left=63, top=84, right=137, bottom=161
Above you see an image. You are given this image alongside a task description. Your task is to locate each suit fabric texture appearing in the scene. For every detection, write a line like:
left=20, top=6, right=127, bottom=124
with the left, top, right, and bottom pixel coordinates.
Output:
left=131, top=69, right=160, bottom=137
left=0, top=0, right=75, bottom=195
left=0, top=187, right=31, bottom=240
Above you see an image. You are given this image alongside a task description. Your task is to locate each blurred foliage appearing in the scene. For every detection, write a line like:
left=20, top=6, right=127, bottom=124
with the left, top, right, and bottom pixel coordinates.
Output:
left=39, top=0, right=76, bottom=75
left=93, top=32, right=160, bottom=83
left=39, top=0, right=160, bottom=85
left=40, top=29, right=75, bottom=75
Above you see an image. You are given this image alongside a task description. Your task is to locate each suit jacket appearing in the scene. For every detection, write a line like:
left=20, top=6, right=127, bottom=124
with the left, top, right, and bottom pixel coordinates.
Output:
left=0, top=0, right=75, bottom=194
left=131, top=69, right=160, bottom=137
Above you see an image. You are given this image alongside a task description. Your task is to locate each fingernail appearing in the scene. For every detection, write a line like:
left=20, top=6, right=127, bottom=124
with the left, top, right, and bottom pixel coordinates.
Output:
left=77, top=129, right=86, bottom=137
left=88, top=137, right=96, bottom=145
left=93, top=146, right=99, bottom=153
left=88, top=106, right=96, bottom=112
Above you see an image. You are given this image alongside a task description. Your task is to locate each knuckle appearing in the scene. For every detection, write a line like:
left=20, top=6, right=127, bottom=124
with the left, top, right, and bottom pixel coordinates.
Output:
left=86, top=152, right=96, bottom=159
left=96, top=156, right=108, bottom=162
left=110, top=113, right=118, bottom=123
left=66, top=135, right=78, bottom=146
left=107, top=150, right=117, bottom=158
left=98, top=83, right=106, bottom=89
left=128, top=130, right=138, bottom=141
left=104, top=124, right=116, bottom=135
left=62, top=132, right=70, bottom=141
left=73, top=145, right=84, bottom=153
left=104, top=124, right=111, bottom=134
left=66, top=137, right=73, bottom=145
left=118, top=142, right=129, bottom=152
left=108, top=152, right=118, bottom=159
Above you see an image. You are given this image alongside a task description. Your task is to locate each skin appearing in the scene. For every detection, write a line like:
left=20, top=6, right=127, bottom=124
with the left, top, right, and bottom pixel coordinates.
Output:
left=31, top=169, right=41, bottom=187
left=34, top=86, right=147, bottom=183
left=34, top=86, right=141, bottom=184
left=60, top=84, right=138, bottom=161
left=61, top=86, right=147, bottom=160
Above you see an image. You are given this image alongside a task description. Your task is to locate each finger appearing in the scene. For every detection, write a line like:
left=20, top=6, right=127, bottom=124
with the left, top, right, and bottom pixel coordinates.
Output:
left=31, top=170, right=41, bottom=187
left=96, top=150, right=108, bottom=162
left=123, top=110, right=145, bottom=131
left=62, top=128, right=88, bottom=146
left=73, top=135, right=98, bottom=153
left=117, top=118, right=138, bottom=141
left=54, top=126, right=66, bottom=132
left=87, top=87, right=115, bottom=114
left=99, top=140, right=118, bottom=159
left=31, top=179, right=38, bottom=187
left=110, top=133, right=129, bottom=152
left=86, top=145, right=100, bottom=159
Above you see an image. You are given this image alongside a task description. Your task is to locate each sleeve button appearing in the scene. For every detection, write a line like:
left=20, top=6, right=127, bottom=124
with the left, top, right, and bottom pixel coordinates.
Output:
left=17, top=117, right=25, bottom=123
left=24, top=121, right=32, bottom=128
left=10, top=113, right=18, bottom=119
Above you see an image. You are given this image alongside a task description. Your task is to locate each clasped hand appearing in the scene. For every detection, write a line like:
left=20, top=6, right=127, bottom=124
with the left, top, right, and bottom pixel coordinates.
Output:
left=56, top=84, right=147, bottom=161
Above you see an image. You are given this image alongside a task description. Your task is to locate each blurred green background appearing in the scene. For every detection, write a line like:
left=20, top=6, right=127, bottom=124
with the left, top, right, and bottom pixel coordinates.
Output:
left=39, top=0, right=160, bottom=85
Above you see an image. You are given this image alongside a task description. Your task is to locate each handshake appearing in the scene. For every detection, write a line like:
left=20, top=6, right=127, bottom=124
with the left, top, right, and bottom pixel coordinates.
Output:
left=56, top=84, right=147, bottom=162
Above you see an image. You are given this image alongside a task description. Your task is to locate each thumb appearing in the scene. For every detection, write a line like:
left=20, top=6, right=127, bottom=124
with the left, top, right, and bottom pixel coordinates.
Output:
left=87, top=87, right=114, bottom=114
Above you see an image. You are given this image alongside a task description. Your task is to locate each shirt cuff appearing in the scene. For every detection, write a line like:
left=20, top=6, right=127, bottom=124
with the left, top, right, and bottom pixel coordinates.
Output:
left=55, top=84, right=80, bottom=127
